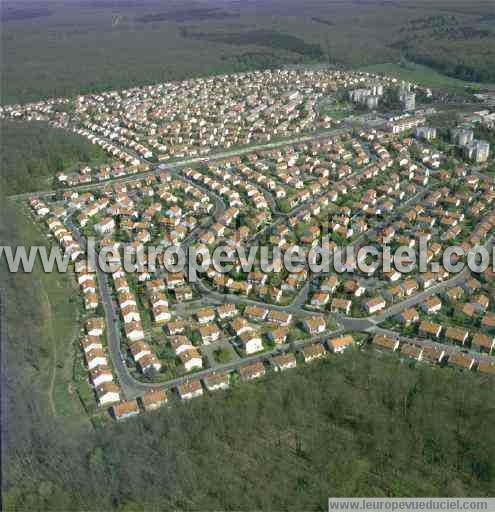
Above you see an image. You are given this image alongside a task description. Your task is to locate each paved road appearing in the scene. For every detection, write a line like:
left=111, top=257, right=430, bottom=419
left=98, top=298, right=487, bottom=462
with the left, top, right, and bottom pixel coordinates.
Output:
left=289, top=187, right=428, bottom=306
left=67, top=214, right=344, bottom=399
left=377, top=235, right=493, bottom=321
left=71, top=183, right=492, bottom=398
left=339, top=315, right=376, bottom=332
left=58, top=212, right=495, bottom=399
left=66, top=218, right=141, bottom=398
left=8, top=126, right=349, bottom=201
left=15, top=117, right=495, bottom=399
left=194, top=278, right=319, bottom=316
left=340, top=263, right=480, bottom=327
left=373, top=271, right=470, bottom=322
left=146, top=326, right=344, bottom=393
left=339, top=235, right=494, bottom=330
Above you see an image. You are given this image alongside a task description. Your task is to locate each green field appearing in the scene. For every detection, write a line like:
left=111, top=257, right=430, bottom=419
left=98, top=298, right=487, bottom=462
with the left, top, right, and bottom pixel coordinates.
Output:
left=359, top=61, right=491, bottom=94
left=8, top=201, right=94, bottom=425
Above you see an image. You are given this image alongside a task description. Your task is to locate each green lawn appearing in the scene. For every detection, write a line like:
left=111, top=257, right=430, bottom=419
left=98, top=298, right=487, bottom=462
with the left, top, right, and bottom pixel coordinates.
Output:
left=359, top=62, right=493, bottom=94
left=214, top=346, right=235, bottom=364
left=319, top=107, right=351, bottom=120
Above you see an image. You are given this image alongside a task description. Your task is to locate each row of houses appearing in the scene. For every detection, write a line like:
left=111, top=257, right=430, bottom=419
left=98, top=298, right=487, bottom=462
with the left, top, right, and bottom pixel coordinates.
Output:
left=112, top=333, right=358, bottom=419
left=71, top=173, right=213, bottom=248
left=81, top=317, right=123, bottom=407
left=33, top=204, right=102, bottom=313
left=56, top=160, right=150, bottom=187
left=396, top=289, right=495, bottom=354
left=111, top=388, right=168, bottom=420
left=27, top=201, right=128, bottom=408
left=66, top=68, right=355, bottom=162
left=111, top=270, right=162, bottom=374
left=372, top=334, right=495, bottom=375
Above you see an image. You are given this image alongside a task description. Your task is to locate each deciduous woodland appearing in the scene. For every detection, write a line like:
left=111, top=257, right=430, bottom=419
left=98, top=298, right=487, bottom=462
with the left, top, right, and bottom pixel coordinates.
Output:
left=2, top=201, right=494, bottom=508
left=2, top=1, right=495, bottom=509
left=1, top=121, right=107, bottom=194
left=2, top=0, right=494, bottom=103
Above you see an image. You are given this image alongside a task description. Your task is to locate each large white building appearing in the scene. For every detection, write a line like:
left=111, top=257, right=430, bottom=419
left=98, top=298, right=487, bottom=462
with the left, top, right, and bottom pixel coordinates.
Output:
left=451, top=128, right=474, bottom=146
left=415, top=126, right=437, bottom=141
left=464, top=140, right=490, bottom=163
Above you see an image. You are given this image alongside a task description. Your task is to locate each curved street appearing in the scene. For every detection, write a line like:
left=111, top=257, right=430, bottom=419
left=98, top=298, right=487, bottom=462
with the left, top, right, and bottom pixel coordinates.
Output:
left=12, top=118, right=495, bottom=401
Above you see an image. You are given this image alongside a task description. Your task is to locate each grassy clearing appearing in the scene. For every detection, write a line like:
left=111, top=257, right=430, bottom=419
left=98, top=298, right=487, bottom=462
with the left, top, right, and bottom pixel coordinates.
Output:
left=359, top=62, right=490, bottom=93
left=14, top=201, right=92, bottom=426
left=319, top=107, right=351, bottom=120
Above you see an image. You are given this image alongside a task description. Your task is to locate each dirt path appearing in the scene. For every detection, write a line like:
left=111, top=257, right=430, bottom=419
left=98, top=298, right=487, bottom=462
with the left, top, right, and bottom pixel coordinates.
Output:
left=40, top=287, right=57, bottom=416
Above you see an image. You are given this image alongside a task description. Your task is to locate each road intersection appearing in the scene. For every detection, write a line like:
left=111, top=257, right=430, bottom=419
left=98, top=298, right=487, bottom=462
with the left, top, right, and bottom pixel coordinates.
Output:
left=11, top=121, right=495, bottom=400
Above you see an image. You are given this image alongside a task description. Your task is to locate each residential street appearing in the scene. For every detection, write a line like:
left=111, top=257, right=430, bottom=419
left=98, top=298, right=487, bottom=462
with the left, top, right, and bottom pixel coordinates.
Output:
left=14, top=113, right=495, bottom=401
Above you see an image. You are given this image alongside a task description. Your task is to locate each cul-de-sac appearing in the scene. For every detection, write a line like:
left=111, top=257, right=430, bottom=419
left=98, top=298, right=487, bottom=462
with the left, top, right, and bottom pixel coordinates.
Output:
left=4, top=66, right=495, bottom=423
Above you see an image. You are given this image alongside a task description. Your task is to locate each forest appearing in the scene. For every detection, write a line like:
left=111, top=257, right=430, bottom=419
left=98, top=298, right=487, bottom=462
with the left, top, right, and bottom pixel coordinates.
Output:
left=392, top=14, right=495, bottom=83
left=1, top=0, right=494, bottom=104
left=0, top=121, right=107, bottom=194
left=2, top=1, right=495, bottom=509
left=180, top=29, right=324, bottom=60
left=2, top=273, right=495, bottom=511
left=1, top=193, right=495, bottom=509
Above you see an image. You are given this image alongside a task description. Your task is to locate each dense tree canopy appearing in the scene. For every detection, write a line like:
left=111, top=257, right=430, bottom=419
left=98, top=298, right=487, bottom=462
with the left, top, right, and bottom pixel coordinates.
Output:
left=0, top=121, right=106, bottom=194
left=1, top=1, right=494, bottom=104
left=1, top=150, right=494, bottom=510
left=3, top=348, right=495, bottom=510
left=2, top=210, right=494, bottom=512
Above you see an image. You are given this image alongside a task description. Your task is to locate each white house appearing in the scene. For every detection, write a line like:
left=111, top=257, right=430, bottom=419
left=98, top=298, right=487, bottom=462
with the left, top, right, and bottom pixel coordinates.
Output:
left=125, top=322, right=145, bottom=342
left=177, top=380, right=203, bottom=400
left=328, top=335, right=354, bottom=354
left=139, top=354, right=162, bottom=374
left=91, top=366, right=114, bottom=388
left=129, top=341, right=152, bottom=362
left=364, top=297, right=386, bottom=315
left=179, top=349, right=203, bottom=372
left=153, top=305, right=171, bottom=324
left=199, top=324, right=221, bottom=345
left=170, top=336, right=194, bottom=355
left=97, top=382, right=120, bottom=406
left=273, top=353, right=297, bottom=371
left=95, top=217, right=116, bottom=235
left=203, top=372, right=230, bottom=391
left=85, top=349, right=107, bottom=370
left=239, top=331, right=263, bottom=354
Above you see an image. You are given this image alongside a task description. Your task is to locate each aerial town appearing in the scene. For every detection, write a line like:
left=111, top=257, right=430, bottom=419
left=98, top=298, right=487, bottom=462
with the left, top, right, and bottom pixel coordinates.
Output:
left=4, top=67, right=495, bottom=421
